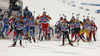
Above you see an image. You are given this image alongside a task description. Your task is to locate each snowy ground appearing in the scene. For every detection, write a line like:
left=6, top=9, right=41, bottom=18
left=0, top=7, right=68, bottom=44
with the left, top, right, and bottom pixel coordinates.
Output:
left=0, top=0, right=100, bottom=56
left=0, top=40, right=100, bottom=56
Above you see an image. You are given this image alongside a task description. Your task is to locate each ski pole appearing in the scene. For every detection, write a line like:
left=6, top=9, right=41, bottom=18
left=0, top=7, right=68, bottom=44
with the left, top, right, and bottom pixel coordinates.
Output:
left=95, top=31, right=98, bottom=41
left=33, top=11, right=35, bottom=18
left=24, top=36, right=27, bottom=47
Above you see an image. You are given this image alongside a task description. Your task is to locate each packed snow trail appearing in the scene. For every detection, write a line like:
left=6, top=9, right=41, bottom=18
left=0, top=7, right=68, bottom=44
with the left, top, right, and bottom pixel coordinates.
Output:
left=0, top=40, right=100, bottom=56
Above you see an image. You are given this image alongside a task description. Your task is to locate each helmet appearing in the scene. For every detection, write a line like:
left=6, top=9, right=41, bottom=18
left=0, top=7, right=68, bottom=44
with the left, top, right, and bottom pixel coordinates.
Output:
left=64, top=18, right=66, bottom=20
left=18, top=13, right=21, bottom=16
left=31, top=16, right=34, bottom=19
left=83, top=19, right=86, bottom=22
left=72, top=16, right=75, bottom=19
left=60, top=17, right=63, bottom=20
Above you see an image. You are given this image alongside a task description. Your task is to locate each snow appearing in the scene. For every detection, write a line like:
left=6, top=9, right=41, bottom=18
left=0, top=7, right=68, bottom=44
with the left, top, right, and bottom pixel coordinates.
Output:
left=0, top=40, right=100, bottom=56
left=0, top=0, right=100, bottom=56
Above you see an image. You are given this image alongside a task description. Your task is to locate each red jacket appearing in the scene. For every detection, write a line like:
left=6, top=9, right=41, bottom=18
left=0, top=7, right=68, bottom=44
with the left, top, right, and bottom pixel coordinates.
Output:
left=37, top=15, right=51, bottom=20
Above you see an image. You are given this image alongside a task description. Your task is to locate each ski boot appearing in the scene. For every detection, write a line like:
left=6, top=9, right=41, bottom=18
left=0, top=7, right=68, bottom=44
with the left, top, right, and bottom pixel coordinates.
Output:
left=20, top=41, right=22, bottom=46
left=33, top=37, right=36, bottom=43
left=29, top=38, right=32, bottom=43
left=62, top=41, right=65, bottom=45
left=41, top=36, right=43, bottom=41
left=38, top=36, right=40, bottom=40
left=60, top=41, right=65, bottom=46
left=69, top=43, right=73, bottom=46
left=12, top=42, right=16, bottom=46
left=94, top=37, right=96, bottom=41
left=45, top=36, right=47, bottom=41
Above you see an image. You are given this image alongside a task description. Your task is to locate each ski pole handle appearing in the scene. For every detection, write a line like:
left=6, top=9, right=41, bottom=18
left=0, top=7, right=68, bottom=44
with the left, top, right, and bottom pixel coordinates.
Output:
left=59, top=14, right=61, bottom=17
left=72, top=13, right=74, bottom=15
left=33, top=11, right=35, bottom=13
left=43, top=8, right=45, bottom=11
left=88, top=13, right=90, bottom=16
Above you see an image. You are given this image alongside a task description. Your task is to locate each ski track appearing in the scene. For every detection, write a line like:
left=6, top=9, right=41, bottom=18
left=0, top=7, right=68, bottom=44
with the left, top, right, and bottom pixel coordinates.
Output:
left=0, top=40, right=100, bottom=56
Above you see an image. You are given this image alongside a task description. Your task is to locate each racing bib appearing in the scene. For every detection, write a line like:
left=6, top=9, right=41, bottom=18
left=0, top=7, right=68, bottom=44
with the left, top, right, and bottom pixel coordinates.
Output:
left=30, top=23, right=34, bottom=25
left=17, top=25, right=21, bottom=28
left=43, top=19, right=47, bottom=22
left=63, top=28, right=66, bottom=30
left=5, top=22, right=8, bottom=24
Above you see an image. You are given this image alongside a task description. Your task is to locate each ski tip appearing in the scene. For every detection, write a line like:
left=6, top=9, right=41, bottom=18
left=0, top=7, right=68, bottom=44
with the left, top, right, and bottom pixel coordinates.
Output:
left=8, top=46, right=16, bottom=47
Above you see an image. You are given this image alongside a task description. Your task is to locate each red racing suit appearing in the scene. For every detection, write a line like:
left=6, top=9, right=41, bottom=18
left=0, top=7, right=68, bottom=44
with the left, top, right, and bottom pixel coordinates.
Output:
left=37, top=15, right=51, bottom=36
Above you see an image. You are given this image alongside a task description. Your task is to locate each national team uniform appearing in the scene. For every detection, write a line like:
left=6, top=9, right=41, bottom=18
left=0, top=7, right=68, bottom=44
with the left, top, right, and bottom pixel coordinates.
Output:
left=12, top=20, right=24, bottom=46
left=29, top=20, right=37, bottom=42
left=37, top=15, right=51, bottom=39
left=89, top=23, right=97, bottom=41
left=2, top=18, right=10, bottom=36
left=47, top=27, right=53, bottom=40
left=60, top=24, right=73, bottom=46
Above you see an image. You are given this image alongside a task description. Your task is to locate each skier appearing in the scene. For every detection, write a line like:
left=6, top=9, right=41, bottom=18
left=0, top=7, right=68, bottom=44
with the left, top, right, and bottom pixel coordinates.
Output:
left=2, top=16, right=10, bottom=37
left=8, top=15, right=17, bottom=35
left=0, top=15, right=3, bottom=28
left=80, top=19, right=90, bottom=42
left=38, top=21, right=42, bottom=40
left=37, top=12, right=51, bottom=40
left=73, top=18, right=85, bottom=45
left=59, top=21, right=73, bottom=46
left=0, top=15, right=4, bottom=39
left=0, top=26, right=4, bottom=39
left=23, top=6, right=30, bottom=18
left=12, top=18, right=24, bottom=46
left=29, top=16, right=37, bottom=43
left=55, top=17, right=63, bottom=34
left=89, top=20, right=98, bottom=41
left=79, top=19, right=86, bottom=41
left=47, top=25, right=54, bottom=40
left=55, top=17, right=63, bottom=38
left=69, top=17, right=75, bottom=41
left=23, top=17, right=30, bottom=41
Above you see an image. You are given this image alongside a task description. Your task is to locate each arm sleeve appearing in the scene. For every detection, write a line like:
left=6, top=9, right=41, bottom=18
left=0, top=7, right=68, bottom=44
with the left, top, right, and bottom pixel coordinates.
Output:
left=46, top=15, right=52, bottom=20
left=37, top=16, right=42, bottom=20
left=94, top=24, right=98, bottom=31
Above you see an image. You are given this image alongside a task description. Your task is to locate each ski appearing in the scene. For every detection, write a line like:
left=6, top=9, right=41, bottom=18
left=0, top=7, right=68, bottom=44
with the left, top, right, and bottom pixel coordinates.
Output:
left=65, top=43, right=77, bottom=47
left=8, top=46, right=16, bottom=47
left=20, top=45, right=25, bottom=48
left=8, top=45, right=25, bottom=48
left=59, top=45, right=65, bottom=47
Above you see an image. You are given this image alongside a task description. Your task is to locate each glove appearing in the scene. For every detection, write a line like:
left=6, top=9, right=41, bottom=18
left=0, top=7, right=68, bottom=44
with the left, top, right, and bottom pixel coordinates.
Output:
left=38, top=14, right=40, bottom=17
